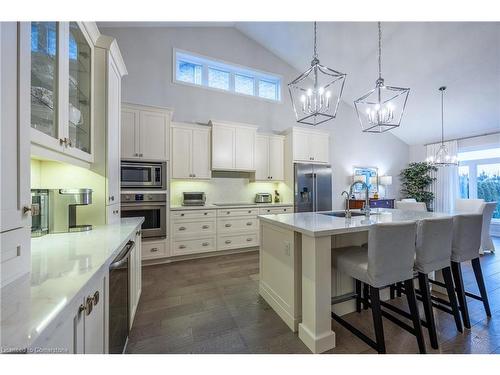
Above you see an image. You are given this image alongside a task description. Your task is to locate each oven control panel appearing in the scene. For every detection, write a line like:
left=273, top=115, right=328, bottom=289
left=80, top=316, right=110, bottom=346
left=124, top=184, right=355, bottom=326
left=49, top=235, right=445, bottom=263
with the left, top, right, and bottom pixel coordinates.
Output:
left=121, top=193, right=167, bottom=203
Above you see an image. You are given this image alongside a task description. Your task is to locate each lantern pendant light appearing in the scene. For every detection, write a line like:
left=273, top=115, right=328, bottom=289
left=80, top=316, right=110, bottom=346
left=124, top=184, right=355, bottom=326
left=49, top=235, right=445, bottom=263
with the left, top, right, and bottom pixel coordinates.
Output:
left=287, top=22, right=347, bottom=126
left=426, top=86, right=458, bottom=166
left=354, top=22, right=410, bottom=133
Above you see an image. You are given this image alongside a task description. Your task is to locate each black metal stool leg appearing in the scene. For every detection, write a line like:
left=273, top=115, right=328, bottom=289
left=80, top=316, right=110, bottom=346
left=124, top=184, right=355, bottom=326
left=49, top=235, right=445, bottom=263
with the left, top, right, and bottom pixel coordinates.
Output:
left=418, top=273, right=438, bottom=349
left=355, top=279, right=362, bottom=313
left=396, top=282, right=402, bottom=297
left=442, top=266, right=463, bottom=333
left=405, top=279, right=426, bottom=354
left=471, top=257, right=491, bottom=317
left=369, top=286, right=386, bottom=354
left=363, top=283, right=369, bottom=310
left=451, top=261, right=471, bottom=329
left=390, top=284, right=396, bottom=299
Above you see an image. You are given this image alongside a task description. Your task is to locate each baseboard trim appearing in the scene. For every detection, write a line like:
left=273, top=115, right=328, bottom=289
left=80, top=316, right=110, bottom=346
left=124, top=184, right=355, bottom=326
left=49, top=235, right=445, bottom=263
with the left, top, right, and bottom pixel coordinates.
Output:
left=259, top=281, right=300, bottom=332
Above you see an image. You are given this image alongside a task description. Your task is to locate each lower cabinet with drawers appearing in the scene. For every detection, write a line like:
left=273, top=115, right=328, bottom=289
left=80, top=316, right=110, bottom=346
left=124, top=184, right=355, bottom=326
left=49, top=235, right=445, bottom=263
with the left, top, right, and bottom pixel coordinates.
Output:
left=170, top=205, right=293, bottom=257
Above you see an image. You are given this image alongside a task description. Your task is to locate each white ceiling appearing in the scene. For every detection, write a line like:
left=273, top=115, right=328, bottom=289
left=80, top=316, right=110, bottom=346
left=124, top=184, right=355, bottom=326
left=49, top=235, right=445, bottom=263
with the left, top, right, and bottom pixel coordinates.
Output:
left=99, top=22, right=500, bottom=145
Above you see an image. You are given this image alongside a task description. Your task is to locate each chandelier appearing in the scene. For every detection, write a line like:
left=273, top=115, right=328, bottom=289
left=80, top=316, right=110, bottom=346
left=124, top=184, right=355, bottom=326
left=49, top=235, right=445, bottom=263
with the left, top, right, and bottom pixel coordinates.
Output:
left=288, top=22, right=346, bottom=126
left=426, top=86, right=458, bottom=166
left=354, top=22, right=410, bottom=133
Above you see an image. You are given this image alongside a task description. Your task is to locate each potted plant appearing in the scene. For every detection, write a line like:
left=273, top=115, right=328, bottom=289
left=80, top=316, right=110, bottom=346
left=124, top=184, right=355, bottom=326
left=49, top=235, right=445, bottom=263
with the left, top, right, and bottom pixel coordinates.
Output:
left=400, top=162, right=438, bottom=210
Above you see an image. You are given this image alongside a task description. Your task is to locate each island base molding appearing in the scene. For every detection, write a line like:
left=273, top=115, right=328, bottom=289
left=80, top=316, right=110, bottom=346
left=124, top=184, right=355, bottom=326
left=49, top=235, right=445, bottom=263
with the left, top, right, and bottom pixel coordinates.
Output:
left=298, top=323, right=336, bottom=354
left=259, top=282, right=300, bottom=331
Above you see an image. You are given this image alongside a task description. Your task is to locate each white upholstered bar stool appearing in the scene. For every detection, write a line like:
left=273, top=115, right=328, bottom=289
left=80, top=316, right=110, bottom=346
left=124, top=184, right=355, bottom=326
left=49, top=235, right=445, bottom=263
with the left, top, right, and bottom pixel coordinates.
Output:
left=455, top=198, right=484, bottom=213
left=331, top=221, right=426, bottom=354
left=449, top=214, right=490, bottom=329
left=413, top=217, right=462, bottom=349
left=395, top=201, right=427, bottom=212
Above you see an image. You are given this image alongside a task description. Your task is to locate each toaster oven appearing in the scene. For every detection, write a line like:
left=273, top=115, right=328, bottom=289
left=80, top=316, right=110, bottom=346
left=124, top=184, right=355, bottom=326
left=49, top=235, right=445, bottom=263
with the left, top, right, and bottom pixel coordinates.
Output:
left=182, top=192, right=206, bottom=206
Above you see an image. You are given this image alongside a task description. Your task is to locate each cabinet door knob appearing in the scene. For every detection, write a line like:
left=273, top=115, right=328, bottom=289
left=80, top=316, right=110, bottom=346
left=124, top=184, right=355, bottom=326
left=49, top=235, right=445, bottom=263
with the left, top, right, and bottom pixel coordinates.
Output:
left=150, top=247, right=159, bottom=252
left=225, top=240, right=232, bottom=244
left=225, top=223, right=232, bottom=227
left=193, top=174, right=196, bottom=177
left=204, top=212, right=208, bottom=215
left=181, top=213, right=185, bottom=217
left=202, top=242, right=209, bottom=246
left=93, top=291, right=100, bottom=306
left=226, top=211, right=230, bottom=215
left=248, top=210, right=252, bottom=213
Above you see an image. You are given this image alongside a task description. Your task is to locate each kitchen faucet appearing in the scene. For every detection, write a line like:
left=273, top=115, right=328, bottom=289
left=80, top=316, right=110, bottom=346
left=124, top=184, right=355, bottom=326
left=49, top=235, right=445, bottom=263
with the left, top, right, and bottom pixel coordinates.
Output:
left=341, top=190, right=351, bottom=218
left=344, top=181, right=371, bottom=217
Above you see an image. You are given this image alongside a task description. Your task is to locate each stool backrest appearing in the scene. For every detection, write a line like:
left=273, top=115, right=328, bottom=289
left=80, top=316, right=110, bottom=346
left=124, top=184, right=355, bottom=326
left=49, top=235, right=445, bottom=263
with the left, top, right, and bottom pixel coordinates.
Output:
left=415, top=217, right=453, bottom=274
left=481, top=202, right=497, bottom=251
left=395, top=201, right=427, bottom=212
left=451, top=214, right=483, bottom=262
left=367, top=221, right=417, bottom=287
left=455, top=199, right=484, bottom=213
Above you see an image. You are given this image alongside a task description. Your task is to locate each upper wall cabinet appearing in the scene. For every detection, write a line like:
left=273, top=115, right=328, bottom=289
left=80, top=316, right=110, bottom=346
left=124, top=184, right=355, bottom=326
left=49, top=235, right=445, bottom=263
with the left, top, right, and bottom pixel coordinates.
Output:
left=285, top=127, right=330, bottom=164
left=30, top=22, right=96, bottom=166
left=171, top=123, right=211, bottom=179
left=121, top=103, right=172, bottom=161
left=255, top=134, right=284, bottom=181
left=210, top=121, right=257, bottom=172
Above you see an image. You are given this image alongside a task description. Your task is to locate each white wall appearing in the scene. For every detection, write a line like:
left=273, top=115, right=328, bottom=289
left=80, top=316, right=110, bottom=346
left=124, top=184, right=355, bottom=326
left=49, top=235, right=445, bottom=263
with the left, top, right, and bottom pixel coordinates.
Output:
left=409, top=144, right=427, bottom=163
left=101, top=26, right=410, bottom=208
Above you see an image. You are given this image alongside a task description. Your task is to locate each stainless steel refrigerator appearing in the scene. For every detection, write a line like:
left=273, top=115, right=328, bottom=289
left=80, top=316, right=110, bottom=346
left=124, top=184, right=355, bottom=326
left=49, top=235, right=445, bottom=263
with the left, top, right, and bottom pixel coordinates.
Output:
left=294, top=163, right=332, bottom=212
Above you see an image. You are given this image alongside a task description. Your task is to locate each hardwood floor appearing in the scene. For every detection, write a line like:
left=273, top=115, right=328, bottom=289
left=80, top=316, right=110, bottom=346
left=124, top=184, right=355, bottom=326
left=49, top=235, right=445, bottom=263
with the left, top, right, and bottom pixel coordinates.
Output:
left=126, top=237, right=500, bottom=354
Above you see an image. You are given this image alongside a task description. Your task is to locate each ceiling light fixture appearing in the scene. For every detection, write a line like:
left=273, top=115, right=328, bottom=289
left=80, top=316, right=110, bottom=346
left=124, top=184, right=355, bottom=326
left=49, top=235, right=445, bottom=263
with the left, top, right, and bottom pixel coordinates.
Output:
left=354, top=22, right=410, bottom=133
left=287, top=22, right=346, bottom=126
left=426, top=86, right=458, bottom=166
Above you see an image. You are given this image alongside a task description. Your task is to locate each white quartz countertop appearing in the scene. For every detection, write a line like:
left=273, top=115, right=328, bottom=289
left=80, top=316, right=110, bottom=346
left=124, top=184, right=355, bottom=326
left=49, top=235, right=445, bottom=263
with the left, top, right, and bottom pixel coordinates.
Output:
left=170, top=202, right=294, bottom=211
left=0, top=217, right=144, bottom=351
left=258, top=209, right=452, bottom=237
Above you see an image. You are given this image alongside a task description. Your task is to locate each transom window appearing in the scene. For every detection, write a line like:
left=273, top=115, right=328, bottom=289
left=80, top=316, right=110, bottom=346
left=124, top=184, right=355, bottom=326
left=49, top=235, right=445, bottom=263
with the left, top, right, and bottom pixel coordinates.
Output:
left=174, top=49, right=281, bottom=102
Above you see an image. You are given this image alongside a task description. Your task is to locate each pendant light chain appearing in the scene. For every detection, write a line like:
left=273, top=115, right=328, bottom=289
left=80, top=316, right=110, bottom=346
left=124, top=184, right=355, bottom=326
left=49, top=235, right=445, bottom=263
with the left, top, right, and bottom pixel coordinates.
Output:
left=441, top=88, right=444, bottom=144
left=313, top=21, right=318, bottom=59
left=378, top=21, right=382, bottom=79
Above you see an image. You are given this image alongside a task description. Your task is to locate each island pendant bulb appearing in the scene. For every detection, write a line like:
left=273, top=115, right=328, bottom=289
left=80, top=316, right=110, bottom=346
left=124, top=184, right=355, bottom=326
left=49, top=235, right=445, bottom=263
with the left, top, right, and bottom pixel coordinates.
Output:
left=300, top=87, right=331, bottom=115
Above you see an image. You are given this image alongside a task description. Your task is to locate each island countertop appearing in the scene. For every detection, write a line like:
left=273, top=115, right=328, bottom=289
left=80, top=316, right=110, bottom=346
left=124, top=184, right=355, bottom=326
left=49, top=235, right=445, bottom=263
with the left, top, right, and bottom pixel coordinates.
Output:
left=258, top=208, right=451, bottom=237
left=0, top=217, right=144, bottom=351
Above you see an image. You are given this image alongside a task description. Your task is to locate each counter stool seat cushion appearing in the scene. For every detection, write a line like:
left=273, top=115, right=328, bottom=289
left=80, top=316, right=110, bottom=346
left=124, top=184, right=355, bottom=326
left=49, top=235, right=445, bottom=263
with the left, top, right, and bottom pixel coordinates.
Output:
left=333, top=246, right=369, bottom=285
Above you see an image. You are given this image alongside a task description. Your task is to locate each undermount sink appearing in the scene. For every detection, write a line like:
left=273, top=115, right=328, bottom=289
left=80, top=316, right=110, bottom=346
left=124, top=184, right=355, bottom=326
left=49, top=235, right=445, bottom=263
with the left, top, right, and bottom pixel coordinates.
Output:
left=321, top=211, right=366, bottom=218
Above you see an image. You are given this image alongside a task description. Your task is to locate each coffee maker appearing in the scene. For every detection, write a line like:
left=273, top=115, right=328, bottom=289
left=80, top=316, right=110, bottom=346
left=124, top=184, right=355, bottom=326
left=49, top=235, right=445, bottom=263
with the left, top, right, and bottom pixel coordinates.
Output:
left=48, top=189, right=93, bottom=233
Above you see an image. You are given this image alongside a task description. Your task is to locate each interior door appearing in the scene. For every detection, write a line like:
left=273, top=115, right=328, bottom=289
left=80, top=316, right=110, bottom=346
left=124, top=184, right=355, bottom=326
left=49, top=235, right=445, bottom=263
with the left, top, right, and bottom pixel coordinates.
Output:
left=191, top=128, right=211, bottom=179
left=139, top=110, right=167, bottom=160
left=269, top=136, right=284, bottom=181
left=255, top=135, right=269, bottom=180
left=121, top=108, right=139, bottom=159
left=106, top=57, right=121, bottom=204
left=294, top=163, right=314, bottom=212
left=171, top=127, right=192, bottom=178
left=313, top=164, right=332, bottom=212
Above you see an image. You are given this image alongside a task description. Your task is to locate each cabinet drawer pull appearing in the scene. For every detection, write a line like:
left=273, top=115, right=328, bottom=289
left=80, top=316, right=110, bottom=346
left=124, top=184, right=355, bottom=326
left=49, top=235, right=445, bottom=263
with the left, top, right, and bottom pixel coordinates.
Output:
left=204, top=212, right=208, bottom=215
left=150, top=247, right=159, bottom=252
left=180, top=213, right=185, bottom=217
left=93, top=291, right=100, bottom=306
left=246, top=222, right=252, bottom=226
left=226, top=211, right=230, bottom=215
left=179, top=245, right=186, bottom=249
left=246, top=238, right=253, bottom=242
left=78, top=303, right=86, bottom=317
left=202, top=242, right=209, bottom=247
left=225, top=240, right=232, bottom=244
left=179, top=226, right=186, bottom=231
left=85, top=296, right=93, bottom=316
left=225, top=223, right=232, bottom=227
left=202, top=225, right=209, bottom=229
left=248, top=210, right=252, bottom=213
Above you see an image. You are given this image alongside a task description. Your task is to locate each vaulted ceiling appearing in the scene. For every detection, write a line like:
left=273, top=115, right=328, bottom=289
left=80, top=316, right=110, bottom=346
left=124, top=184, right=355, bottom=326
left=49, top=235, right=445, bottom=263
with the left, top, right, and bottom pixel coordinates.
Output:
left=99, top=22, right=500, bottom=145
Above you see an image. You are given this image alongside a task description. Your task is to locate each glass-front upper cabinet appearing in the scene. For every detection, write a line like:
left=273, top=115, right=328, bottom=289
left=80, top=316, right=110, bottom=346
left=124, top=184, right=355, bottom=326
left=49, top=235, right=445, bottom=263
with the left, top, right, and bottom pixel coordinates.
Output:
left=31, top=22, right=59, bottom=139
left=30, top=22, right=94, bottom=164
left=68, top=22, right=91, bottom=155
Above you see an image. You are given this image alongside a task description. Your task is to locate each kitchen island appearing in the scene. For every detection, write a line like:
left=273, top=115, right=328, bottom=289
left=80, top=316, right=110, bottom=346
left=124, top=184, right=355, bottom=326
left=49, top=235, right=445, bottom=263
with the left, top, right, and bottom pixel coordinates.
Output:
left=258, top=209, right=451, bottom=353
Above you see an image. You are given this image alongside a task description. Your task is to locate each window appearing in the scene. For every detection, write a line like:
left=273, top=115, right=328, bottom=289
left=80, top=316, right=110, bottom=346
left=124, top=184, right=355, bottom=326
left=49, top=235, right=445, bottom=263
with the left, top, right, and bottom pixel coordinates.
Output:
left=174, top=49, right=281, bottom=101
left=458, top=146, right=500, bottom=220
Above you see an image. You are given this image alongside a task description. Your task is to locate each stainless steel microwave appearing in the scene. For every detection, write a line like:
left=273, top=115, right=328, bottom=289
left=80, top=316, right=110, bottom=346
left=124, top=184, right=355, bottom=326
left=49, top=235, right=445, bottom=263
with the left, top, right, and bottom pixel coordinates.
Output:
left=121, top=161, right=166, bottom=189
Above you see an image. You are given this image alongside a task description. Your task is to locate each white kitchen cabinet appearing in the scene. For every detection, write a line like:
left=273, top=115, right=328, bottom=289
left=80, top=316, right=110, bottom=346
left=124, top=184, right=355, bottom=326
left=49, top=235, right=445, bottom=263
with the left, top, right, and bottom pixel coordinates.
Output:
left=142, top=240, right=167, bottom=260
left=287, top=127, right=330, bottom=164
left=121, top=103, right=172, bottom=161
left=210, top=121, right=256, bottom=171
left=255, top=134, right=284, bottom=181
left=30, top=22, right=97, bottom=166
left=129, top=229, right=142, bottom=328
left=0, top=23, right=32, bottom=288
left=171, top=123, right=211, bottom=179
left=93, top=34, right=128, bottom=215
left=106, top=204, right=121, bottom=224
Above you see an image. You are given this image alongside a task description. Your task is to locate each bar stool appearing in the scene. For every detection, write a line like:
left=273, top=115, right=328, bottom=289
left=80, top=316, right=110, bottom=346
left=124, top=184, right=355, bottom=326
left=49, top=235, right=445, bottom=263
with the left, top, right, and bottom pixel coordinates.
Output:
left=401, top=217, right=463, bottom=349
left=448, top=214, right=490, bottom=328
left=331, top=221, right=426, bottom=354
